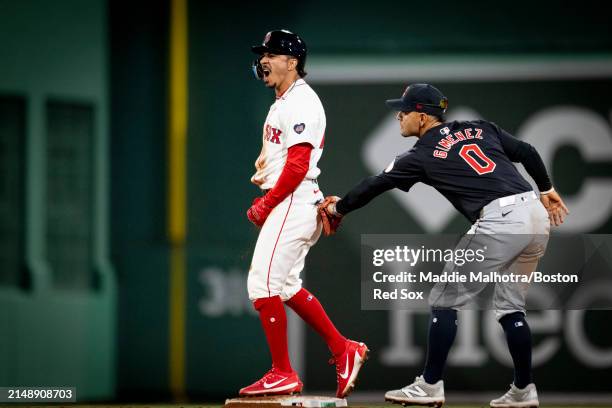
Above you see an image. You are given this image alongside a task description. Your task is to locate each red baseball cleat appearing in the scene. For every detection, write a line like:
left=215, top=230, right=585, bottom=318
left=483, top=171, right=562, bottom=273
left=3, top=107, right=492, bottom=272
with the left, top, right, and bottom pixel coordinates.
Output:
left=330, top=340, right=369, bottom=398
left=239, top=368, right=303, bottom=397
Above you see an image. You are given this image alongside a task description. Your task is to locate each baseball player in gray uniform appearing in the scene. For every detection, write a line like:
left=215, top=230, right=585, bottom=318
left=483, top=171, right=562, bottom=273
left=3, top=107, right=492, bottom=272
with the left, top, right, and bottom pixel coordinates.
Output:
left=319, top=84, right=569, bottom=408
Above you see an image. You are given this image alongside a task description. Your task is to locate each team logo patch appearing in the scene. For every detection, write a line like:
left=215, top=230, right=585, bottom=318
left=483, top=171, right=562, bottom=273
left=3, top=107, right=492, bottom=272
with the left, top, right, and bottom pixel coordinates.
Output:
left=293, top=123, right=306, bottom=134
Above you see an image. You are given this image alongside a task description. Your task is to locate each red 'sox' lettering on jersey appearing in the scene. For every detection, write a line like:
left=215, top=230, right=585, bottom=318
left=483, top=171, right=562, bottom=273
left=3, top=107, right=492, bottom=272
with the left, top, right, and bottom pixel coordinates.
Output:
left=264, top=124, right=282, bottom=144
left=270, top=128, right=282, bottom=144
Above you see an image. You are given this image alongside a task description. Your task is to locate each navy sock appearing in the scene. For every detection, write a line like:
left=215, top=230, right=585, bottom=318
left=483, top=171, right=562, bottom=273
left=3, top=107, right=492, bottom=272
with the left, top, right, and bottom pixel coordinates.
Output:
left=422, top=309, right=457, bottom=384
left=499, top=312, right=533, bottom=388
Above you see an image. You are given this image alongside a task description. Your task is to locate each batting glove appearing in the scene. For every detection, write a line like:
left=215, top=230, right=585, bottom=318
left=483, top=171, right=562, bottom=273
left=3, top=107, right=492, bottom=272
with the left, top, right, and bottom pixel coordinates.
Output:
left=247, top=196, right=274, bottom=227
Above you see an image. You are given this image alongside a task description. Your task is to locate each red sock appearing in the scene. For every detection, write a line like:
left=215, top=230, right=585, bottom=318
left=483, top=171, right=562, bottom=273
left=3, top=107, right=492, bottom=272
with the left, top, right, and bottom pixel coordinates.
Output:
left=254, top=296, right=293, bottom=373
left=286, top=288, right=347, bottom=356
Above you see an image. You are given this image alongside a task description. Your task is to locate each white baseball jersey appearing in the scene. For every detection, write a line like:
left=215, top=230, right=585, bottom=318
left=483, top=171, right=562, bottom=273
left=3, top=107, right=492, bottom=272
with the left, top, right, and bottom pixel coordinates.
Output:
left=248, top=78, right=326, bottom=301
left=251, top=78, right=326, bottom=190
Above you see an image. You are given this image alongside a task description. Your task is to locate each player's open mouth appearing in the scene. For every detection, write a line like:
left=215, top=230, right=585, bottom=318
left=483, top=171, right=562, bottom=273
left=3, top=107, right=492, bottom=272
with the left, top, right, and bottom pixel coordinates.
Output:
left=262, top=67, right=271, bottom=77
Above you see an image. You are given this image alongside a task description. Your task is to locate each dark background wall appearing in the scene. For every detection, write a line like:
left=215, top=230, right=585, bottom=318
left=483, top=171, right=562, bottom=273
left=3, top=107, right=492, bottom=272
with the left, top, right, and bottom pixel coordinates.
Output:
left=109, top=0, right=170, bottom=400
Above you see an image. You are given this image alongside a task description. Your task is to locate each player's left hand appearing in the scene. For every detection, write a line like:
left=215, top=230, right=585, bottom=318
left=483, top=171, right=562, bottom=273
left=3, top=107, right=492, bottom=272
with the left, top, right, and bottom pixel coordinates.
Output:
left=540, top=189, right=569, bottom=227
left=247, top=196, right=273, bottom=227
left=317, top=196, right=343, bottom=236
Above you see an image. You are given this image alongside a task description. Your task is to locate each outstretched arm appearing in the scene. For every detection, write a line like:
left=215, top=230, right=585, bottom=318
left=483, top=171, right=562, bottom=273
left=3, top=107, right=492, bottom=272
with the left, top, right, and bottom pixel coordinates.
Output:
left=317, top=175, right=395, bottom=236
left=327, top=149, right=423, bottom=217
left=319, top=150, right=422, bottom=235
left=329, top=174, right=396, bottom=216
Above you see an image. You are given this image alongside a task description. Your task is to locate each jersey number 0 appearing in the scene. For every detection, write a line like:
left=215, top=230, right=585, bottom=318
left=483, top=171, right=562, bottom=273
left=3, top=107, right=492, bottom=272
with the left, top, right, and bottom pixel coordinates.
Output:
left=459, top=144, right=496, bottom=175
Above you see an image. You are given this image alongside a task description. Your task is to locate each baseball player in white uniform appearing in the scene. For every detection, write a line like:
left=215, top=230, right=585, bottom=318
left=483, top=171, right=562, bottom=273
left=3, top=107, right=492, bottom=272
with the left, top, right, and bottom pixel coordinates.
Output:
left=239, top=29, right=368, bottom=398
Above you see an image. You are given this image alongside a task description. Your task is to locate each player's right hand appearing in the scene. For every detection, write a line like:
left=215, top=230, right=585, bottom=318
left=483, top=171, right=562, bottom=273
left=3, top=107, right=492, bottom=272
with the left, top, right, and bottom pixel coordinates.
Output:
left=247, top=197, right=273, bottom=227
left=540, top=189, right=569, bottom=227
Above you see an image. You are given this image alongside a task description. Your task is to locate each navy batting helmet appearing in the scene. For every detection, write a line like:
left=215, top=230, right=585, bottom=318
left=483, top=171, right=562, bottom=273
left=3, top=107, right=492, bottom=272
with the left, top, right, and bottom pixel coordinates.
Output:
left=251, top=30, right=308, bottom=79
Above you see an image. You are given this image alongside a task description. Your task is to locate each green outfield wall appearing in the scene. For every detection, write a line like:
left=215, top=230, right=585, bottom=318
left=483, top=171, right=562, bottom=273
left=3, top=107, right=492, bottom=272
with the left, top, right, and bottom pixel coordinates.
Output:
left=0, top=0, right=115, bottom=400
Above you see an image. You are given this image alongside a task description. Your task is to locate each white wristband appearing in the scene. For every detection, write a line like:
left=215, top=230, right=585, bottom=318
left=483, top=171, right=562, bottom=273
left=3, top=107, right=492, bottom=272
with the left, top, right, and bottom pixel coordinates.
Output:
left=328, top=201, right=339, bottom=216
left=540, top=187, right=555, bottom=195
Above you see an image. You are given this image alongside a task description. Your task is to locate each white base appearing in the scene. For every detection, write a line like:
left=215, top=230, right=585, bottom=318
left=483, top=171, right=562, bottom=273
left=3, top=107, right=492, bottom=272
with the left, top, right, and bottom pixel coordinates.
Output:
left=225, top=395, right=348, bottom=408
left=281, top=396, right=347, bottom=407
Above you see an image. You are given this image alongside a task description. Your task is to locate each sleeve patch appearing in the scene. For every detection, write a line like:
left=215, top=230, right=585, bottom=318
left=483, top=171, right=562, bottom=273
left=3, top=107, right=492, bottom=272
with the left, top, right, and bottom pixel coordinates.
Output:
left=293, top=123, right=306, bottom=134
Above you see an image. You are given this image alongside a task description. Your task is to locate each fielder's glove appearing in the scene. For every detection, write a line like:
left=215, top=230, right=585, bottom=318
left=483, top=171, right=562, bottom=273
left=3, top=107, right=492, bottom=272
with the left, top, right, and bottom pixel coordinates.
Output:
left=247, top=196, right=273, bottom=227
left=317, top=196, right=343, bottom=236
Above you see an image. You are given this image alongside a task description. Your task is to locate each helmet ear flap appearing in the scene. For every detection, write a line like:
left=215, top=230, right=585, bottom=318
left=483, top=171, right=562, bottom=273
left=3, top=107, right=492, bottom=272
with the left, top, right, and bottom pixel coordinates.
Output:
left=252, top=57, right=264, bottom=80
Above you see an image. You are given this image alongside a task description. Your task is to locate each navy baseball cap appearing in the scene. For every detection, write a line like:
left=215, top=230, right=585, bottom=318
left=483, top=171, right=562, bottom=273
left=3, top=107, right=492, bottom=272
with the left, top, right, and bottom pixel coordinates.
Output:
left=385, top=83, right=448, bottom=115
